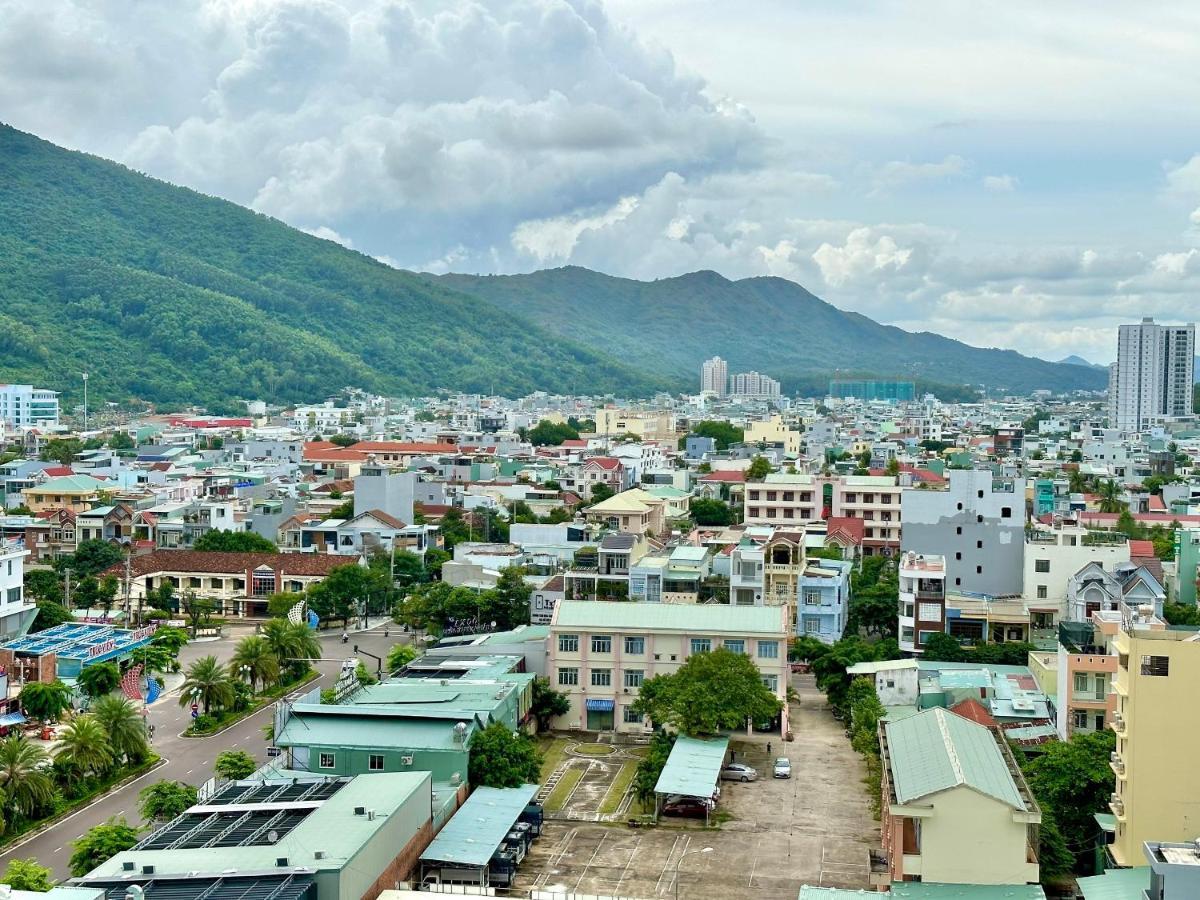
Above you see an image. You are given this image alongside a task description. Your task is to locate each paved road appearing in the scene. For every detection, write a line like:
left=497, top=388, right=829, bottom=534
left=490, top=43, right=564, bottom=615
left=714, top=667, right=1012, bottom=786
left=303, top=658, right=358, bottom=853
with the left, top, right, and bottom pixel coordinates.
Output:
left=0, top=622, right=408, bottom=881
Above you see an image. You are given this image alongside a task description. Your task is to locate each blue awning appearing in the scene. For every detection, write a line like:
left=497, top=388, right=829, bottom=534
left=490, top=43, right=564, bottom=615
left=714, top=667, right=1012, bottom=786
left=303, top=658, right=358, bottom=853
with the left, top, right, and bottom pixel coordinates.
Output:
left=585, top=698, right=614, bottom=712
left=0, top=712, right=26, bottom=727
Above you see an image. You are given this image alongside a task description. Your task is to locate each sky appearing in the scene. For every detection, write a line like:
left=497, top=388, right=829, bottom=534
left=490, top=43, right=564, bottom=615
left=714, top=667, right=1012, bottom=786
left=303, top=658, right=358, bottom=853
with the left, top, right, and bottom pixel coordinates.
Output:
left=4, top=0, right=1200, bottom=364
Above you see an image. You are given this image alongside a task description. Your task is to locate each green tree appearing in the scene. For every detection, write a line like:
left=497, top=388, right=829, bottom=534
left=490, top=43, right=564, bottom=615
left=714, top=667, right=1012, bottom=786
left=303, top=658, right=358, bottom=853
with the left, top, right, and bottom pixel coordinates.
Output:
left=0, top=858, right=54, bottom=891
left=192, top=530, right=278, bottom=553
left=24, top=569, right=63, bottom=604
left=324, top=499, right=354, bottom=520
left=527, top=420, right=580, bottom=446
left=19, top=680, right=73, bottom=722
left=107, top=431, right=135, bottom=450
left=31, top=600, right=73, bottom=633
left=39, top=438, right=83, bottom=465
left=77, top=662, right=121, bottom=699
left=231, top=635, right=281, bottom=692
left=690, top=498, right=734, bottom=526
left=69, top=818, right=140, bottom=877
left=91, top=695, right=149, bottom=765
left=1071, top=449, right=1084, bottom=463
left=266, top=591, right=305, bottom=619
left=1037, top=809, right=1076, bottom=881
left=96, top=574, right=119, bottom=620
left=530, top=675, right=570, bottom=731
left=386, top=643, right=418, bottom=673
left=632, top=731, right=675, bottom=806
left=1021, top=729, right=1115, bottom=868
left=328, top=434, right=358, bottom=447
left=919, top=632, right=967, bottom=662
left=138, top=780, right=198, bottom=822
left=810, top=636, right=902, bottom=718
left=307, top=564, right=389, bottom=623
left=54, top=715, right=114, bottom=777
left=262, top=619, right=321, bottom=680
left=150, top=626, right=190, bottom=655
left=55, top=540, right=122, bottom=579
left=214, top=749, right=257, bottom=781
left=632, top=647, right=782, bottom=735
left=1097, top=479, right=1124, bottom=514
left=354, top=661, right=378, bottom=686
left=467, top=721, right=542, bottom=788
left=0, top=737, right=55, bottom=820
left=180, top=591, right=216, bottom=635
left=1163, top=602, right=1200, bottom=626
left=746, top=455, right=772, bottom=480
left=685, top=421, right=744, bottom=451
left=588, top=482, right=615, bottom=503
left=479, top=566, right=532, bottom=631
left=179, top=656, right=234, bottom=715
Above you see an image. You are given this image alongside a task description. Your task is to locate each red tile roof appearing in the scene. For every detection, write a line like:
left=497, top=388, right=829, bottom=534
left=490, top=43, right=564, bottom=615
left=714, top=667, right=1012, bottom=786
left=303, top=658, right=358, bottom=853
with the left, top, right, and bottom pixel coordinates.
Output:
left=825, top=516, right=865, bottom=544
left=43, top=466, right=75, bottom=477
left=354, top=441, right=460, bottom=454
left=353, top=509, right=409, bottom=530
left=950, top=698, right=998, bottom=728
left=583, top=457, right=622, bottom=471
left=1128, top=540, right=1155, bottom=558
left=302, top=443, right=369, bottom=462
left=699, top=470, right=747, bottom=483
left=1148, top=495, right=1166, bottom=512
left=116, top=550, right=353, bottom=578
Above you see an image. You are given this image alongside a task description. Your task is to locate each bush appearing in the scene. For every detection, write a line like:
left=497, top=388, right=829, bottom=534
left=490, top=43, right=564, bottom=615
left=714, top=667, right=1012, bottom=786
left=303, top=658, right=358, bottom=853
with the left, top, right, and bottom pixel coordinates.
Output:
left=191, top=714, right=216, bottom=732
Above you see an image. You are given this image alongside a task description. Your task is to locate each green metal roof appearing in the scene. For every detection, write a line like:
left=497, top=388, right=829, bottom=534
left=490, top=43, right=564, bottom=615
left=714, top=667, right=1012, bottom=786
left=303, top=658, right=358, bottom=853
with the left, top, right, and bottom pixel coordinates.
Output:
left=554, top=601, right=786, bottom=635
left=884, top=708, right=1027, bottom=810
left=27, top=474, right=107, bottom=493
left=1075, top=867, right=1149, bottom=900
left=890, top=886, right=1047, bottom=899
left=420, top=784, right=538, bottom=868
left=654, top=735, right=729, bottom=797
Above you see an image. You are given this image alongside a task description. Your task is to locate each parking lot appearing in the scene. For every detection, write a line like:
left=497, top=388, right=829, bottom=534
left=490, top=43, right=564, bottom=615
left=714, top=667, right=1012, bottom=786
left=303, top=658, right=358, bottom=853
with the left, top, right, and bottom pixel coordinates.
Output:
left=517, top=674, right=878, bottom=898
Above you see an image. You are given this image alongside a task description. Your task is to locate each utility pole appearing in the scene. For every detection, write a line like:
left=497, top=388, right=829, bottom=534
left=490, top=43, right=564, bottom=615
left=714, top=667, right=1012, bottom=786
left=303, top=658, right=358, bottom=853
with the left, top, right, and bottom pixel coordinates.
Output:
left=64, top=567, right=73, bottom=610
left=82, top=372, right=89, bottom=433
left=123, top=549, right=133, bottom=625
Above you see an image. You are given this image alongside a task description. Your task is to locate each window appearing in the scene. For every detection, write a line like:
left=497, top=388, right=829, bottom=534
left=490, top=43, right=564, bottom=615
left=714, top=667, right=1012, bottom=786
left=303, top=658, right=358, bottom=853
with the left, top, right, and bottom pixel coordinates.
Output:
left=917, top=630, right=938, bottom=645
left=6, top=587, right=21, bottom=605
left=624, top=636, right=645, bottom=655
left=1141, top=655, right=1169, bottom=677
left=319, top=753, right=336, bottom=769
left=804, top=618, right=820, bottom=635
left=591, top=635, right=612, bottom=653
left=975, top=565, right=982, bottom=574
left=1036, top=585, right=1048, bottom=599
left=761, top=675, right=779, bottom=693
left=624, top=670, right=644, bottom=688
left=558, top=667, right=579, bottom=686
left=559, top=634, right=579, bottom=653
left=1072, top=710, right=1088, bottom=729
left=591, top=668, right=612, bottom=687
left=757, top=640, right=779, bottom=659
left=251, top=571, right=276, bottom=597
left=1074, top=673, right=1088, bottom=693
left=369, top=754, right=385, bottom=771
left=1094, top=674, right=1107, bottom=699
left=690, top=638, right=712, bottom=654
left=803, top=590, right=821, bottom=606
left=918, top=602, right=941, bottom=621
left=623, top=706, right=643, bottom=724
left=975, top=540, right=982, bottom=549
left=1035, top=559, right=1050, bottom=573
left=955, top=552, right=962, bottom=561
left=724, top=639, right=745, bottom=654
left=1001, top=506, right=1012, bottom=518
left=955, top=526, right=962, bottom=535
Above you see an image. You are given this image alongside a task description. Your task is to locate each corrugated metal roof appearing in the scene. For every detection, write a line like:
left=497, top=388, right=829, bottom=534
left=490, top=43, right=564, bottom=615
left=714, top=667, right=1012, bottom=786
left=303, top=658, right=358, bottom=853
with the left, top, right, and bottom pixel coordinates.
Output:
left=890, top=885, right=1047, bottom=899
left=420, top=784, right=538, bottom=868
left=885, top=708, right=1026, bottom=809
left=276, top=714, right=471, bottom=751
left=554, top=601, right=785, bottom=635
left=654, top=735, right=729, bottom=797
left=1076, top=866, right=1148, bottom=900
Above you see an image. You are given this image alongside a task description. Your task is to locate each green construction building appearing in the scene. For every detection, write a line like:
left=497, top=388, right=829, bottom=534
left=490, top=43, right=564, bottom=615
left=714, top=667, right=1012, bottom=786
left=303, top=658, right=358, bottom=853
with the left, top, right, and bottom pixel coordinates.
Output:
left=273, top=653, right=535, bottom=785
left=1174, top=527, right=1200, bottom=606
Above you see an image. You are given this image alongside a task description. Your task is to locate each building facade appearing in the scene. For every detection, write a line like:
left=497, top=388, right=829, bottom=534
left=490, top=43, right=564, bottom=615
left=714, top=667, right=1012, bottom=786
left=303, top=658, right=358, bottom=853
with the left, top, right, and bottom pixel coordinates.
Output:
left=0, top=540, right=37, bottom=642
left=0, top=384, right=60, bottom=429
left=897, top=552, right=946, bottom=654
left=700, top=356, right=728, bottom=397
left=547, top=601, right=790, bottom=734
left=797, top=558, right=852, bottom=643
left=1108, top=318, right=1196, bottom=431
left=729, top=371, right=781, bottom=400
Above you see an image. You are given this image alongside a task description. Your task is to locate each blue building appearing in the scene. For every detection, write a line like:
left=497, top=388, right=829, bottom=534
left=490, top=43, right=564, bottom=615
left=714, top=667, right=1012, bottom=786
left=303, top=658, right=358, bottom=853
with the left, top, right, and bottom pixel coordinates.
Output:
left=828, top=379, right=915, bottom=402
left=684, top=435, right=716, bottom=459
left=797, top=558, right=853, bottom=643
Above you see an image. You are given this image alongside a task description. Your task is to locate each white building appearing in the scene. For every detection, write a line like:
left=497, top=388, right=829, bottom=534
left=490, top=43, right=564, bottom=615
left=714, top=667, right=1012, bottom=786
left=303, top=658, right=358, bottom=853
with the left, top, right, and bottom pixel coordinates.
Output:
left=700, top=356, right=728, bottom=397
left=1108, top=318, right=1196, bottom=431
left=730, top=371, right=781, bottom=400
left=0, top=384, right=60, bottom=429
left=897, top=551, right=947, bottom=654
left=1023, top=523, right=1130, bottom=608
left=0, top=540, right=38, bottom=641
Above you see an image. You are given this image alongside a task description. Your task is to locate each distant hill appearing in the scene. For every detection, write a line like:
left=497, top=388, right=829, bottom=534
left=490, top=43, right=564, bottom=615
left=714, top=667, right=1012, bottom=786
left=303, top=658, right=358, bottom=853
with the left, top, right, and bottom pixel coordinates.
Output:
left=1057, top=355, right=1105, bottom=369
left=436, top=268, right=1109, bottom=395
left=0, top=125, right=666, bottom=408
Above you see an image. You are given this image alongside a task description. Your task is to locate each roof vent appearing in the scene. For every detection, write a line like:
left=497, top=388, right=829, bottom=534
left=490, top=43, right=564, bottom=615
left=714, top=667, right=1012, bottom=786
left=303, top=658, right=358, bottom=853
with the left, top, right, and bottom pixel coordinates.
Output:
left=314, top=851, right=326, bottom=860
left=276, top=857, right=289, bottom=868
left=354, top=806, right=365, bottom=815
left=367, top=810, right=376, bottom=821
left=141, top=866, right=155, bottom=875
left=122, top=862, right=136, bottom=872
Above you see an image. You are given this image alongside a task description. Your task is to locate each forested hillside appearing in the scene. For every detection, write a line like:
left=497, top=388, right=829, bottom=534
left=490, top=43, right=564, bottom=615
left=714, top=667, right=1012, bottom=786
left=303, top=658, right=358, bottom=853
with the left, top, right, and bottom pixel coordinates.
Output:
left=0, top=125, right=666, bottom=408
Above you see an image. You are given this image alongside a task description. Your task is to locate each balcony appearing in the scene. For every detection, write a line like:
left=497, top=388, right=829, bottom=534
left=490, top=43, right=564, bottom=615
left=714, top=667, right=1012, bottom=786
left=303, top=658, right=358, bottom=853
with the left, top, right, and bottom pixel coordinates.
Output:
left=868, top=850, right=890, bottom=886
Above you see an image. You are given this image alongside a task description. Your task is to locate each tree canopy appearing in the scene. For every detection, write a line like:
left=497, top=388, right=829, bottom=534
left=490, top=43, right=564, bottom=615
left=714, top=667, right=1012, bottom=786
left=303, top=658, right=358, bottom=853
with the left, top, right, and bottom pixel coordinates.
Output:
left=632, top=647, right=782, bottom=735
left=139, top=780, right=198, bottom=821
left=69, top=818, right=140, bottom=878
left=0, top=859, right=54, bottom=891
left=214, top=750, right=257, bottom=781
left=530, top=675, right=570, bottom=731
left=192, top=530, right=277, bottom=553
left=54, top=539, right=122, bottom=579
left=746, top=456, right=772, bottom=480
left=527, top=420, right=580, bottom=446
left=690, top=498, right=734, bottom=526
left=467, top=721, right=542, bottom=788
left=685, top=421, right=744, bottom=451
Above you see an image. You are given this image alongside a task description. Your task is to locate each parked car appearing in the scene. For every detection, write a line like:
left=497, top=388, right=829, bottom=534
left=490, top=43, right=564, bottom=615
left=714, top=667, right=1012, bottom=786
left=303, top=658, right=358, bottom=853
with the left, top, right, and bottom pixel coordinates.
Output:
left=773, top=758, right=792, bottom=779
left=661, top=796, right=713, bottom=818
left=720, top=762, right=758, bottom=782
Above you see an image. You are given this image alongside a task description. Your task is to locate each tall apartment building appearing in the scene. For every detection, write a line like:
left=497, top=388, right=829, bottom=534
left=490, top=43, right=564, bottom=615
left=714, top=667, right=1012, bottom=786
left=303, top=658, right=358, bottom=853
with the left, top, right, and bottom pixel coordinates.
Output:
left=0, top=540, right=38, bottom=641
left=897, top=552, right=947, bottom=653
left=1109, top=625, right=1200, bottom=866
left=700, top=356, right=728, bottom=397
left=729, top=371, right=781, bottom=400
left=743, top=474, right=903, bottom=555
left=0, top=384, right=60, bottom=429
left=900, top=469, right=1026, bottom=595
left=1108, top=318, right=1196, bottom=431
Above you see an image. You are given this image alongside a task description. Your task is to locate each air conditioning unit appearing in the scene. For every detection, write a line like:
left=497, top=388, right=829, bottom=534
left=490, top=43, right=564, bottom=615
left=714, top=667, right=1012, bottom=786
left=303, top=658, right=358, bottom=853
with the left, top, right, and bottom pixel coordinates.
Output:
left=622, top=687, right=629, bottom=693
left=401, top=755, right=414, bottom=765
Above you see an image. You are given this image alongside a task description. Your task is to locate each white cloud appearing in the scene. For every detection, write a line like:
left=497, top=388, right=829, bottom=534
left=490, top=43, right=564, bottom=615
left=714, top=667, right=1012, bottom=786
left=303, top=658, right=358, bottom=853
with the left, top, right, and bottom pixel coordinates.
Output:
left=869, top=155, right=968, bottom=195
left=511, top=195, right=640, bottom=262
left=812, top=228, right=913, bottom=287
left=982, top=174, right=1018, bottom=192
left=1165, top=154, right=1200, bottom=197
left=300, top=225, right=353, bottom=248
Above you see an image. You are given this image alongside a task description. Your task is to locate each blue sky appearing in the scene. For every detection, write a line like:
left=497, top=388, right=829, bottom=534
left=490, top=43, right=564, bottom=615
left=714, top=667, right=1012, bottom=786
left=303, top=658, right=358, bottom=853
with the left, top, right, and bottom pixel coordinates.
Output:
left=3, top=0, right=1198, bottom=364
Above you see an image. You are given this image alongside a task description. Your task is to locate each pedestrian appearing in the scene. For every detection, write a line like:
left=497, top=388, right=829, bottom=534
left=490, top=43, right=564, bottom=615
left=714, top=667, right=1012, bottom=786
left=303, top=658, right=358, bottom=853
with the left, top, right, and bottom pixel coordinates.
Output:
left=767, top=741, right=772, bottom=755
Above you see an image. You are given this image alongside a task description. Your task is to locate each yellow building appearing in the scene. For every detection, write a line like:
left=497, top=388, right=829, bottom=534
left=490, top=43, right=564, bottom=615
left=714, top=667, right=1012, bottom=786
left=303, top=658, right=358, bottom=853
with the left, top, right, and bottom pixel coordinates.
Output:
left=22, top=474, right=108, bottom=513
left=743, top=415, right=802, bottom=457
left=879, top=707, right=1042, bottom=886
left=1109, top=625, right=1200, bottom=866
left=594, top=408, right=677, bottom=442
left=584, top=488, right=667, bottom=538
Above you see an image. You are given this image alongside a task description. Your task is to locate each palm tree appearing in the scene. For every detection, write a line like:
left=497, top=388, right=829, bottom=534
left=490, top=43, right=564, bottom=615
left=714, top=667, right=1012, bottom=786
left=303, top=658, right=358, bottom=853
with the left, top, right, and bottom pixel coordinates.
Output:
left=91, top=695, right=148, bottom=765
left=0, top=736, right=55, bottom=819
left=179, top=656, right=234, bottom=715
left=54, top=715, right=114, bottom=777
left=231, top=636, right=280, bottom=692
left=263, top=620, right=320, bottom=680
left=1097, top=479, right=1125, bottom=514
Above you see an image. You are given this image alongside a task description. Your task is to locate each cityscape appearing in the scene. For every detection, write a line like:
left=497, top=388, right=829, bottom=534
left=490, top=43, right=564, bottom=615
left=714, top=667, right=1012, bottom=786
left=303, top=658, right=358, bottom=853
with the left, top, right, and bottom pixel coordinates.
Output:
left=2, top=3, right=1200, bottom=900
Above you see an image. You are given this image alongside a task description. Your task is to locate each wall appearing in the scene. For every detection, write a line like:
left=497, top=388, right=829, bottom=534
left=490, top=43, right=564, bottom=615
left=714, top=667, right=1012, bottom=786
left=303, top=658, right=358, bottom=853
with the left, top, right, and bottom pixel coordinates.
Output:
left=1022, top=531, right=1130, bottom=604
left=915, top=786, right=1038, bottom=885
left=307, top=745, right=468, bottom=785
left=339, top=774, right=433, bottom=900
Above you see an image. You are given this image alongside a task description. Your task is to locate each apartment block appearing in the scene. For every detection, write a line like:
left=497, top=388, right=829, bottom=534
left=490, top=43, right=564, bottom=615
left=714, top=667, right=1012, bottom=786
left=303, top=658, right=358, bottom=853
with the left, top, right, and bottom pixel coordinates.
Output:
left=797, top=558, right=852, bottom=643
left=547, top=601, right=789, bottom=734
left=744, top=473, right=903, bottom=555
left=0, top=540, right=37, bottom=642
left=1023, top=522, right=1130, bottom=609
left=0, top=384, right=60, bottom=429
left=1109, top=626, right=1200, bottom=866
left=1108, top=318, right=1196, bottom=432
left=1054, top=618, right=1120, bottom=739
left=901, top=469, right=1025, bottom=595
left=897, top=552, right=946, bottom=654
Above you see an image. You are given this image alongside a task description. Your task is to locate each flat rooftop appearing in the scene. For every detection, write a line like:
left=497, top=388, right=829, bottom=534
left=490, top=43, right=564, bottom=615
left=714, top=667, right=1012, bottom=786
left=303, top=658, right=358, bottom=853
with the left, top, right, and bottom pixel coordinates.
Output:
left=420, top=783, right=538, bottom=869
left=3, top=622, right=157, bottom=665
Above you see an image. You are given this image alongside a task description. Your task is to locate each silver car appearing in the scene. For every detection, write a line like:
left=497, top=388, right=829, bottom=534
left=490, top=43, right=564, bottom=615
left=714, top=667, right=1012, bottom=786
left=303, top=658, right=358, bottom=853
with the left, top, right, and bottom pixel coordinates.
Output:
left=720, top=762, right=758, bottom=782
left=773, top=758, right=792, bottom=779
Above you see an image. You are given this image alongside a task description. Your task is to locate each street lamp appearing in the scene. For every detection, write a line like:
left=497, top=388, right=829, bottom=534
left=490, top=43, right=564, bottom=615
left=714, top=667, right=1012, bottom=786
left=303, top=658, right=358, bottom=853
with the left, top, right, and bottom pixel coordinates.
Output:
left=238, top=664, right=252, bottom=687
left=674, top=846, right=712, bottom=900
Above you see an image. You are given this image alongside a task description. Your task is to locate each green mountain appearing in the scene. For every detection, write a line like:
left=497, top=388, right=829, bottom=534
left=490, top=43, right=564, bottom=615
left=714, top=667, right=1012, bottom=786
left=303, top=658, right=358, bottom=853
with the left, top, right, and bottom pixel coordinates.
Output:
left=0, top=125, right=666, bottom=408
left=436, top=267, right=1109, bottom=395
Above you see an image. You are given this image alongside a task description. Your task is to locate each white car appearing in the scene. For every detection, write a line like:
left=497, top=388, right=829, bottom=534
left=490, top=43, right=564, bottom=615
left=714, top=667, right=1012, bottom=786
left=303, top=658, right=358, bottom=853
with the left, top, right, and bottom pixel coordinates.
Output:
left=773, top=758, right=792, bottom=779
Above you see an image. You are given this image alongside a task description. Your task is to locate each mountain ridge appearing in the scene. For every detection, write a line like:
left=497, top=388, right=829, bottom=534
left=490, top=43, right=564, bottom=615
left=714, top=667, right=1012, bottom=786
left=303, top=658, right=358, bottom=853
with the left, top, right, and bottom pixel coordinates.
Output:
left=435, top=267, right=1109, bottom=395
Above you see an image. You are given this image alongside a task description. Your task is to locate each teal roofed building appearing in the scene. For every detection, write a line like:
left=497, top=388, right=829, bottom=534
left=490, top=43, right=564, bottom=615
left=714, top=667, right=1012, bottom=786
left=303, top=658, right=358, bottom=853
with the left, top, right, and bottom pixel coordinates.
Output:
left=273, top=653, right=535, bottom=783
